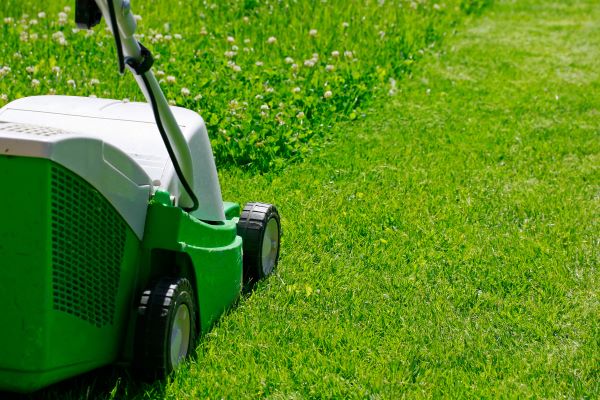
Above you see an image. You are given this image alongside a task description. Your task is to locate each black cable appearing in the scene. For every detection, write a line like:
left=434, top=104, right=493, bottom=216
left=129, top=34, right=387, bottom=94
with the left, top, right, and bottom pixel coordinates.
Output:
left=140, top=72, right=200, bottom=213
left=106, top=1, right=199, bottom=212
left=107, top=0, right=125, bottom=74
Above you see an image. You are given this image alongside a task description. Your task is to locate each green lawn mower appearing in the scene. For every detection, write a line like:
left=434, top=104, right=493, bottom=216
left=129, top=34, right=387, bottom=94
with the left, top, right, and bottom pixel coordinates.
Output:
left=0, top=0, right=281, bottom=393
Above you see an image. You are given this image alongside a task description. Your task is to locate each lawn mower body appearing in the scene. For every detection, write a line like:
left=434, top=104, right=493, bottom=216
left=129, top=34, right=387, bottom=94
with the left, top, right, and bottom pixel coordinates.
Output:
left=0, top=96, right=244, bottom=392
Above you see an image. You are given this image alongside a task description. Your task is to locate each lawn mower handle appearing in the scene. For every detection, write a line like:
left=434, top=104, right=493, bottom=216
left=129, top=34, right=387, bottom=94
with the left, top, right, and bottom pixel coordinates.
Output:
left=85, top=0, right=199, bottom=210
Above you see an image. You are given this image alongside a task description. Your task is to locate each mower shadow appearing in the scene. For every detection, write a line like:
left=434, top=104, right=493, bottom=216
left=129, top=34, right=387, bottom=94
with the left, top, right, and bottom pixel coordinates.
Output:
left=0, top=279, right=267, bottom=399
left=0, top=366, right=166, bottom=400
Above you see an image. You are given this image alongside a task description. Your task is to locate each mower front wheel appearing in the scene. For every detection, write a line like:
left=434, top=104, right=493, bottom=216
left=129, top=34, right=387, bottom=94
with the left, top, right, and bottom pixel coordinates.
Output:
left=237, top=202, right=281, bottom=282
left=134, top=277, right=197, bottom=378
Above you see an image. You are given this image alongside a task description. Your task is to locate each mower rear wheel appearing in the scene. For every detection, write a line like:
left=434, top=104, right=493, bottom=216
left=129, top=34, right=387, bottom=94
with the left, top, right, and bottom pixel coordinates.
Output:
left=237, top=202, right=281, bottom=282
left=134, top=277, right=197, bottom=378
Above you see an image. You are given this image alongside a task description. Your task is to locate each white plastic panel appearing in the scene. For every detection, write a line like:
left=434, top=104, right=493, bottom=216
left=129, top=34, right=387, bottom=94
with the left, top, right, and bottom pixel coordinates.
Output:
left=0, top=96, right=225, bottom=221
left=0, top=121, right=151, bottom=239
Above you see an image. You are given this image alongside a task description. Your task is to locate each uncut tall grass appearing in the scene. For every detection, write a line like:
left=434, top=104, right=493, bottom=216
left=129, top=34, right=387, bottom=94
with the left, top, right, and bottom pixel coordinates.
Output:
left=1, top=0, right=486, bottom=169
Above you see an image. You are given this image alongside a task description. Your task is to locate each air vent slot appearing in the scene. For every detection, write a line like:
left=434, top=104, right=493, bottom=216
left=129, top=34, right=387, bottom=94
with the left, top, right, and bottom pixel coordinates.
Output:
left=0, top=122, right=71, bottom=137
left=50, top=165, right=125, bottom=328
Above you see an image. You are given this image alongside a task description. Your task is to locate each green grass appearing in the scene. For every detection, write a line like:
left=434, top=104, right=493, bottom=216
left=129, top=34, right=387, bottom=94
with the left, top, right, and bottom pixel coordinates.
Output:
left=2, top=0, right=600, bottom=398
left=0, top=0, right=481, bottom=170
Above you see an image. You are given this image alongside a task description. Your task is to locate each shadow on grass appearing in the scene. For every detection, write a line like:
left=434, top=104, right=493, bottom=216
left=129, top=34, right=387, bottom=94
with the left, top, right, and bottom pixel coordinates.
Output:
left=0, top=366, right=166, bottom=400
left=0, top=278, right=272, bottom=399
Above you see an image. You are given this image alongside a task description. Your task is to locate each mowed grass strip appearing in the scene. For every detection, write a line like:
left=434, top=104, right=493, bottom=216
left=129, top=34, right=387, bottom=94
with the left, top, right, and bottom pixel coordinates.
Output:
left=5, top=0, right=599, bottom=398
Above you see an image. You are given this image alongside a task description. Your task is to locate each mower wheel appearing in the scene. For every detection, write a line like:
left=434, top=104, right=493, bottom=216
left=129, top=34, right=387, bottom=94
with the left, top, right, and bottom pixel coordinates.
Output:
left=134, top=277, right=197, bottom=378
left=237, top=202, right=281, bottom=282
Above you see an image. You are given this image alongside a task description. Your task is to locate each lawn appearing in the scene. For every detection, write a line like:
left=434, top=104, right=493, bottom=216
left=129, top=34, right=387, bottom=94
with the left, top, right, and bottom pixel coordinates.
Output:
left=1, top=0, right=599, bottom=398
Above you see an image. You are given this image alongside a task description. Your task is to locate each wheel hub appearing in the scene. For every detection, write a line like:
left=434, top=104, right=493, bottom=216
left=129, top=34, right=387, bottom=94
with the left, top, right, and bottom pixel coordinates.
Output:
left=170, top=304, right=191, bottom=368
left=261, top=218, right=279, bottom=275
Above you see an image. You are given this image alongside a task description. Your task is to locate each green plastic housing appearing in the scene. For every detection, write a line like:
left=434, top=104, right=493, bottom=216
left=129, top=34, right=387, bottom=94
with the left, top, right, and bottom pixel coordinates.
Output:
left=0, top=156, right=243, bottom=393
left=0, top=156, right=141, bottom=392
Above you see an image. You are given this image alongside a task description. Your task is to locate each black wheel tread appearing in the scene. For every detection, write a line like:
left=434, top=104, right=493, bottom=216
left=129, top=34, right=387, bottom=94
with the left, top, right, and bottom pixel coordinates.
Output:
left=134, top=277, right=197, bottom=379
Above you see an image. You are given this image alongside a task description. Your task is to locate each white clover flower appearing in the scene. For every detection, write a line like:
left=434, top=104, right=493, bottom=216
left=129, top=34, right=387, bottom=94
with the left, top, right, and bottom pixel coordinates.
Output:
left=200, top=27, right=208, bottom=35
left=85, top=29, right=95, bottom=37
left=255, top=94, right=263, bottom=100
left=342, top=22, right=349, bottom=28
left=194, top=94, right=202, bottom=101
left=325, top=64, right=335, bottom=72
left=296, top=111, right=305, bottom=119
left=4, top=17, right=14, bottom=24
left=20, top=32, right=29, bottom=42
left=52, top=66, right=60, bottom=74
left=166, top=75, right=176, bottom=84
left=344, top=50, right=354, bottom=59
left=58, top=12, right=68, bottom=24
left=379, top=31, right=385, bottom=39
left=265, top=87, right=274, bottom=93
left=284, top=57, right=294, bottom=64
left=291, top=63, right=298, bottom=71
left=255, top=61, right=263, bottom=67
left=26, top=66, right=35, bottom=74
left=0, top=94, right=8, bottom=101
left=232, top=65, right=241, bottom=72
left=388, top=77, right=397, bottom=96
left=309, top=29, right=318, bottom=37
left=90, top=78, right=100, bottom=86
left=331, top=50, right=340, bottom=58
left=181, top=87, right=190, bottom=96
left=243, top=38, right=251, bottom=44
left=31, top=79, right=40, bottom=87
left=227, top=36, right=235, bottom=43
left=260, top=104, right=269, bottom=111
left=304, top=59, right=315, bottom=68
left=292, top=87, right=301, bottom=93
left=48, top=88, right=56, bottom=95
left=30, top=33, right=39, bottom=40
left=224, top=51, right=236, bottom=58
left=64, top=6, right=71, bottom=12
left=323, top=90, right=332, bottom=99
left=168, top=99, right=176, bottom=106
left=266, top=36, right=277, bottom=44
left=155, top=70, right=165, bottom=77
left=37, top=12, right=46, bottom=18
left=29, top=19, right=38, bottom=25
left=243, top=16, right=249, bottom=23
left=67, top=79, right=76, bottom=87
left=231, top=45, right=238, bottom=51
left=52, top=31, right=64, bottom=40
left=164, top=34, right=172, bottom=41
